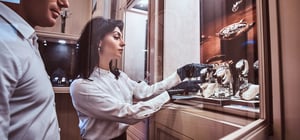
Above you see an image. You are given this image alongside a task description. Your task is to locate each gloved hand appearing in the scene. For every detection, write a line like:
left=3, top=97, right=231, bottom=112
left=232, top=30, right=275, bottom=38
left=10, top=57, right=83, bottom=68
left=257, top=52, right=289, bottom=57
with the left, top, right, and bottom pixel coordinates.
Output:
left=177, top=63, right=212, bottom=80
left=167, top=80, right=201, bottom=96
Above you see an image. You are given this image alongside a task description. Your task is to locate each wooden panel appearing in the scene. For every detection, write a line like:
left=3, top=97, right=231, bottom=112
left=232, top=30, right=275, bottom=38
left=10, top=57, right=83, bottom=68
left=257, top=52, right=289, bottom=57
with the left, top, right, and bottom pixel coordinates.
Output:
left=127, top=120, right=148, bottom=140
left=278, top=0, right=300, bottom=139
left=156, top=123, right=192, bottom=140
left=55, top=94, right=81, bottom=140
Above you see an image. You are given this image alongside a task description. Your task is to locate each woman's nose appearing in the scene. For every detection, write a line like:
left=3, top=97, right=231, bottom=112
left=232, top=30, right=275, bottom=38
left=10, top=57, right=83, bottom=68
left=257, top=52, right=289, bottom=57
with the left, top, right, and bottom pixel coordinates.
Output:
left=120, top=39, right=126, bottom=47
left=58, top=0, right=70, bottom=8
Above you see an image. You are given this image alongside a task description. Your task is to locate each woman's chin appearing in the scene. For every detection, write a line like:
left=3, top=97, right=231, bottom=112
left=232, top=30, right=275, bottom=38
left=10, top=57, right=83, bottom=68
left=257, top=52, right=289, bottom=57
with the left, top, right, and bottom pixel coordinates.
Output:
left=117, top=54, right=123, bottom=58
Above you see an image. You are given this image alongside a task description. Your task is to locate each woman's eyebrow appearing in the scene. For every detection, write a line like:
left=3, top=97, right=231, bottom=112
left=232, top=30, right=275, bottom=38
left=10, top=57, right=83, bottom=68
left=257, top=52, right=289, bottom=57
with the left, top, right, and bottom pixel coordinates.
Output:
left=112, top=31, right=122, bottom=37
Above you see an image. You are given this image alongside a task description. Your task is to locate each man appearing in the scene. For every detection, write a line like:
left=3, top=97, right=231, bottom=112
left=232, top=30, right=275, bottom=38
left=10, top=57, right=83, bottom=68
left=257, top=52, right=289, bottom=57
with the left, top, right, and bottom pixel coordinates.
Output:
left=0, top=0, right=69, bottom=139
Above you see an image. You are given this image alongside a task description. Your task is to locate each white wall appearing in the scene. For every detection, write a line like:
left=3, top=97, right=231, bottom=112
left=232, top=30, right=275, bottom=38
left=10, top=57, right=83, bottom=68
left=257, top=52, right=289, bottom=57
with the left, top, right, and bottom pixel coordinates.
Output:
left=163, top=0, right=200, bottom=78
left=92, top=0, right=111, bottom=18
left=123, top=11, right=148, bottom=81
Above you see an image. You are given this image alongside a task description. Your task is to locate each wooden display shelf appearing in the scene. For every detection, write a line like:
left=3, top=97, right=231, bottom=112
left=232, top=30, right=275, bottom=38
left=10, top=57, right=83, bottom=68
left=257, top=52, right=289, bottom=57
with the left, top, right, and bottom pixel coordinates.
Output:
left=172, top=96, right=260, bottom=119
left=53, top=87, right=70, bottom=94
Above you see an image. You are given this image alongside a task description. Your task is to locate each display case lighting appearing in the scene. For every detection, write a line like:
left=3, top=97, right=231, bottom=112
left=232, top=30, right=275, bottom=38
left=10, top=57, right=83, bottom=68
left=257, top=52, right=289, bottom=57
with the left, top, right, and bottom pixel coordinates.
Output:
left=43, top=40, right=47, bottom=46
left=58, top=39, right=66, bottom=44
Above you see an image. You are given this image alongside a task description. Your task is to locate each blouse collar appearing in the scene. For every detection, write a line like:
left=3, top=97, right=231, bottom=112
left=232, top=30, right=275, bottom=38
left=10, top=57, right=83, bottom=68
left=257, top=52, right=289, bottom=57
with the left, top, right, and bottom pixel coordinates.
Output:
left=90, top=67, right=116, bottom=80
left=96, top=67, right=110, bottom=74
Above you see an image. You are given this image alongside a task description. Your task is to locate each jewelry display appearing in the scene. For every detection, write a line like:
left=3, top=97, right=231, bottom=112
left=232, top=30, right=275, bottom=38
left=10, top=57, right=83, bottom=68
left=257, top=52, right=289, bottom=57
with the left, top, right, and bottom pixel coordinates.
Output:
left=232, top=0, right=244, bottom=12
left=235, top=59, right=249, bottom=98
left=217, top=19, right=255, bottom=40
left=188, top=58, right=259, bottom=101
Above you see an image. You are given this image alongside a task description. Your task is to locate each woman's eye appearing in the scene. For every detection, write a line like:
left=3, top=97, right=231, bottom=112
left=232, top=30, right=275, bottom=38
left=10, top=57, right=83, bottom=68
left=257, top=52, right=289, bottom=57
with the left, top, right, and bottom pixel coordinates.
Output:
left=113, top=36, right=120, bottom=40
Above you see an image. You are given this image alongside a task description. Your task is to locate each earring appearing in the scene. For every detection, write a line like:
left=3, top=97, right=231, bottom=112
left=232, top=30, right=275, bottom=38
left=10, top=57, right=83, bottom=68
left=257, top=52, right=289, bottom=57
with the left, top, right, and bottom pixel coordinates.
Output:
left=98, top=47, right=101, bottom=51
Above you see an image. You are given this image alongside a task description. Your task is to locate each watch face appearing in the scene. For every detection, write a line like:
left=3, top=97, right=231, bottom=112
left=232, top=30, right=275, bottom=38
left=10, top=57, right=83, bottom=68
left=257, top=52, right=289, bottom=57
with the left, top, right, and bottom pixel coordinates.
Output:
left=216, top=67, right=226, bottom=77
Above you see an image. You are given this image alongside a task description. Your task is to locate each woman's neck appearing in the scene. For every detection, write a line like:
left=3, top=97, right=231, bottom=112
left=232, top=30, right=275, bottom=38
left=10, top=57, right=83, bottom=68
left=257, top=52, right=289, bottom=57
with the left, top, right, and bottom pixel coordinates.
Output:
left=98, top=57, right=111, bottom=71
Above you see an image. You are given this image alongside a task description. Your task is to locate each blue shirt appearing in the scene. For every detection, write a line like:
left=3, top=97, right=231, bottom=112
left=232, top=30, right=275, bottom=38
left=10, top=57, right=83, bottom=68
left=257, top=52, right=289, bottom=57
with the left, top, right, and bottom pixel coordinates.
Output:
left=0, top=3, right=60, bottom=140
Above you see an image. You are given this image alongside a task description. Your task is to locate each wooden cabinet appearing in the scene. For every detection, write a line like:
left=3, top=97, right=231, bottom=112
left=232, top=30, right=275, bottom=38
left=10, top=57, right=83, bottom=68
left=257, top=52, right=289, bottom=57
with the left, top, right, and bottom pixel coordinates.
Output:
left=149, top=103, right=255, bottom=140
left=54, top=88, right=81, bottom=140
left=127, top=120, right=148, bottom=140
left=55, top=93, right=81, bottom=140
left=154, top=123, right=192, bottom=140
left=35, top=0, right=92, bottom=37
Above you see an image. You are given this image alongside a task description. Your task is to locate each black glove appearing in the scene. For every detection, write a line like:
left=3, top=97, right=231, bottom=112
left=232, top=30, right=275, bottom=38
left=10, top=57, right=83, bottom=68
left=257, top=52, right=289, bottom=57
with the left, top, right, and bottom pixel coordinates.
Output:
left=177, top=63, right=212, bottom=80
left=167, top=80, right=202, bottom=96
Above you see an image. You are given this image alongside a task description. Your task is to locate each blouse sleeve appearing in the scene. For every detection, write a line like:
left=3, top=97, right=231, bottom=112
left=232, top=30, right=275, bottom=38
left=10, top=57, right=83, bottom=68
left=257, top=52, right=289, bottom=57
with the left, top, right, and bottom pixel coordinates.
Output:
left=70, top=79, right=170, bottom=125
left=126, top=72, right=181, bottom=99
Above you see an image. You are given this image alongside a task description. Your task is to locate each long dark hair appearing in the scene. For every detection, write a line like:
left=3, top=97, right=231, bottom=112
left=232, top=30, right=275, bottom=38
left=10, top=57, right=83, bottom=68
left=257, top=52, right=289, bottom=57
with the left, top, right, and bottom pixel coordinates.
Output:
left=76, top=17, right=124, bottom=79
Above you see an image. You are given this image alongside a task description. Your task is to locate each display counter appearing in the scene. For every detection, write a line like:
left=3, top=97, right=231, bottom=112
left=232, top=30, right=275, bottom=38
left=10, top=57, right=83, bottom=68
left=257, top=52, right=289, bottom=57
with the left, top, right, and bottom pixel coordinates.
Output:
left=53, top=87, right=70, bottom=94
left=171, top=96, right=259, bottom=119
left=52, top=87, right=258, bottom=140
left=149, top=103, right=255, bottom=140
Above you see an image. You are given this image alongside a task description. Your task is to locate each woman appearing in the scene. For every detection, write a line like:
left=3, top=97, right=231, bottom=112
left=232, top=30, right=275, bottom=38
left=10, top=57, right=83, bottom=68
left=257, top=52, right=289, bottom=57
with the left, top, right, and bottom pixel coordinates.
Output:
left=70, top=17, right=207, bottom=140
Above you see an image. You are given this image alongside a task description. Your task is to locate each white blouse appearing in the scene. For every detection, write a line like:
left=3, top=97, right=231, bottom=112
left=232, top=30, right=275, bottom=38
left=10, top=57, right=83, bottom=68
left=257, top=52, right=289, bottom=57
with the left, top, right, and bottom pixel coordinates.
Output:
left=70, top=67, right=181, bottom=140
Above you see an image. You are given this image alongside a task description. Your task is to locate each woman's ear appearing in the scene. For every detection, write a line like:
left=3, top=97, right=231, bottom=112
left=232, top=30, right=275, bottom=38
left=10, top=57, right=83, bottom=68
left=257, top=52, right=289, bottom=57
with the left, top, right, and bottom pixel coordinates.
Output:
left=97, top=40, right=103, bottom=52
left=98, top=40, right=102, bottom=48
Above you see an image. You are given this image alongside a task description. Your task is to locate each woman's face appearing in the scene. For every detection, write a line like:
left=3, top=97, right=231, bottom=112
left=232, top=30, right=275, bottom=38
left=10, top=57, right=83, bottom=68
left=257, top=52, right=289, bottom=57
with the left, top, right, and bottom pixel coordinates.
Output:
left=99, top=27, right=125, bottom=60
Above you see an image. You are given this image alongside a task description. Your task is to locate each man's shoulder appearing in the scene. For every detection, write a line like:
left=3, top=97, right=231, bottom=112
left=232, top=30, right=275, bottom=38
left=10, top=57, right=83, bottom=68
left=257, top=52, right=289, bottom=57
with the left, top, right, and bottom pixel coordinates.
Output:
left=0, top=3, right=35, bottom=39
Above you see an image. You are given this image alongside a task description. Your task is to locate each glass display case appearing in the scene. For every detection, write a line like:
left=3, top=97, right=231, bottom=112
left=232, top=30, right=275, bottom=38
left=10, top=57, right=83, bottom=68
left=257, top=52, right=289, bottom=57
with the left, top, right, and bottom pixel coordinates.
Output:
left=37, top=33, right=79, bottom=87
left=166, top=0, right=261, bottom=119
left=148, top=0, right=271, bottom=139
